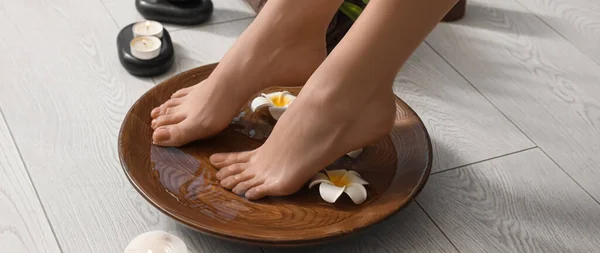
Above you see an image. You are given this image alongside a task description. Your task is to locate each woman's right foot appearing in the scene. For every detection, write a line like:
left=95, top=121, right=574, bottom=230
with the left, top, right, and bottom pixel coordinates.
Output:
left=150, top=0, right=344, bottom=146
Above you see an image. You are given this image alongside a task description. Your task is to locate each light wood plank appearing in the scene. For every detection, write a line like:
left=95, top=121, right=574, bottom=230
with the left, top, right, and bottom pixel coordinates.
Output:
left=511, top=0, right=600, bottom=64
left=264, top=203, right=458, bottom=253
left=153, top=18, right=254, bottom=84
left=426, top=0, right=600, bottom=201
left=0, top=114, right=61, bottom=253
left=417, top=149, right=600, bottom=252
left=395, top=43, right=533, bottom=172
left=0, top=0, right=260, bottom=252
left=102, top=0, right=255, bottom=32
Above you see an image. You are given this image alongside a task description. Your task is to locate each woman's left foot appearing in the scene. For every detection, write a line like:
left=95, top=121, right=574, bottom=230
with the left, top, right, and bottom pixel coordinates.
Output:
left=148, top=15, right=327, bottom=147
left=209, top=73, right=397, bottom=200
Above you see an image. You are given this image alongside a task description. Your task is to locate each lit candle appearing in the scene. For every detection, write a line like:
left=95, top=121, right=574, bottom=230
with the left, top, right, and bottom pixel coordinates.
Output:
left=132, top=20, right=164, bottom=38
left=123, top=231, right=187, bottom=253
left=130, top=36, right=161, bottom=60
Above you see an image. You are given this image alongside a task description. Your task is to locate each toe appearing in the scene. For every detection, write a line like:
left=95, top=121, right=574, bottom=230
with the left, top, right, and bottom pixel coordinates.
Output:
left=152, top=127, right=171, bottom=144
left=153, top=114, right=185, bottom=129
left=220, top=171, right=254, bottom=190
left=162, top=98, right=182, bottom=110
left=216, top=163, right=246, bottom=180
left=152, top=118, right=195, bottom=147
left=245, top=183, right=271, bottom=200
left=151, top=98, right=183, bottom=118
left=210, top=151, right=253, bottom=168
left=151, top=107, right=161, bottom=118
left=171, top=86, right=193, bottom=98
left=232, top=177, right=264, bottom=196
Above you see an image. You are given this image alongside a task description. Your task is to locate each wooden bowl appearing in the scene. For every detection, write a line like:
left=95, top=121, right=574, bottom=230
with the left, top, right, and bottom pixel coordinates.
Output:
left=118, top=63, right=432, bottom=246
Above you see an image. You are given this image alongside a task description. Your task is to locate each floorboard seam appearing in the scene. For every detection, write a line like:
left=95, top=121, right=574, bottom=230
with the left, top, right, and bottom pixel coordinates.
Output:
left=168, top=16, right=256, bottom=34
left=0, top=107, right=66, bottom=253
left=414, top=201, right=463, bottom=253
left=432, top=146, right=538, bottom=175
left=537, top=147, right=600, bottom=206
left=423, top=41, right=538, bottom=149
left=511, top=0, right=600, bottom=67
left=99, top=0, right=120, bottom=29
left=425, top=35, right=600, bottom=205
left=98, top=0, right=254, bottom=34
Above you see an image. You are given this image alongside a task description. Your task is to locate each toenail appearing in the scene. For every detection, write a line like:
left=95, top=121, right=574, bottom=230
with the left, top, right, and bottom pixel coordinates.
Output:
left=221, top=180, right=232, bottom=189
left=246, top=189, right=259, bottom=199
left=151, top=119, right=157, bottom=128
left=234, top=189, right=245, bottom=196
left=210, top=154, right=225, bottom=163
left=153, top=127, right=170, bottom=141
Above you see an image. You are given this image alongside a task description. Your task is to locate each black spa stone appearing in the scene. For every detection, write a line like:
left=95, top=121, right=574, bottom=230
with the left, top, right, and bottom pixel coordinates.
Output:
left=136, top=0, right=214, bottom=25
left=117, top=23, right=174, bottom=77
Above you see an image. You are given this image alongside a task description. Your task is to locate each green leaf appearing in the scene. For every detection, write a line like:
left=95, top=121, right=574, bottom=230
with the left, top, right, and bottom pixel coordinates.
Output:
left=339, top=2, right=363, bottom=21
left=362, top=0, right=369, bottom=4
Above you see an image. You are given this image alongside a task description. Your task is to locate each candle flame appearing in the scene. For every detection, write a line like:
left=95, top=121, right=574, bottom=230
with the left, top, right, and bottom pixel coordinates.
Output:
left=145, top=20, right=150, bottom=31
left=147, top=250, right=152, bottom=253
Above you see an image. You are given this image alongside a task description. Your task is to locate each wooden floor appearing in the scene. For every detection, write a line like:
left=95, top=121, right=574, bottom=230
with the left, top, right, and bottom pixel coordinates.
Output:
left=1, top=0, right=599, bottom=252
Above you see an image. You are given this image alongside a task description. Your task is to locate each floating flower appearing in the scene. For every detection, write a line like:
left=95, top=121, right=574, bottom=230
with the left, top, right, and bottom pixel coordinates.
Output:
left=250, top=91, right=296, bottom=120
left=346, top=148, right=363, bottom=158
left=308, top=169, right=369, bottom=204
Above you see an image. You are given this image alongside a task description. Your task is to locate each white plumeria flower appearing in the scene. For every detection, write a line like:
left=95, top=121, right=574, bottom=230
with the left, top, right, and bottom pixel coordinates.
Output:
left=308, top=169, right=369, bottom=204
left=250, top=91, right=296, bottom=120
left=346, top=148, right=363, bottom=158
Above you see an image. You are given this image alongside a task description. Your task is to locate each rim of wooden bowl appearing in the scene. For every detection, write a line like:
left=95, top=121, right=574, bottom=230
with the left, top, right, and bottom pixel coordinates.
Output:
left=118, top=63, right=433, bottom=246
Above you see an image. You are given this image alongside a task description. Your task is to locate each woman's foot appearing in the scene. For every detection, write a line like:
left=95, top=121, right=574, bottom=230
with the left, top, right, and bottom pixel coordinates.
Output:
left=149, top=0, right=344, bottom=146
left=209, top=74, right=397, bottom=199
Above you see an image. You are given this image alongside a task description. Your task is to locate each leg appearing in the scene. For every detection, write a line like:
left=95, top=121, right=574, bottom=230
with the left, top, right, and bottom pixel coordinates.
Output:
left=150, top=0, right=343, bottom=146
left=211, top=0, right=458, bottom=199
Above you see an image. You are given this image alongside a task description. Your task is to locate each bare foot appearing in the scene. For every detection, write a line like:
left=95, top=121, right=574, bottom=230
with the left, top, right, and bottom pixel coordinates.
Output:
left=209, top=74, right=397, bottom=199
left=150, top=2, right=334, bottom=146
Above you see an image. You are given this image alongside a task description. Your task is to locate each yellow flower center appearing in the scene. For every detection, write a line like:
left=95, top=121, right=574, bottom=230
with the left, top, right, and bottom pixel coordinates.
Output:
left=270, top=93, right=292, bottom=107
left=328, top=174, right=350, bottom=187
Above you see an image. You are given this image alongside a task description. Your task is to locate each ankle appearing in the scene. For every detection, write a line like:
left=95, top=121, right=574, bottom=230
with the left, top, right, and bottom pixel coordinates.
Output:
left=304, top=65, right=395, bottom=103
left=302, top=76, right=393, bottom=116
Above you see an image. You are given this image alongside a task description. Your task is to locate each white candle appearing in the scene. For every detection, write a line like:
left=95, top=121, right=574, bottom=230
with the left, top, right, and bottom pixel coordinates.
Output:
left=130, top=36, right=161, bottom=60
left=132, top=20, right=164, bottom=38
left=123, top=231, right=187, bottom=253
